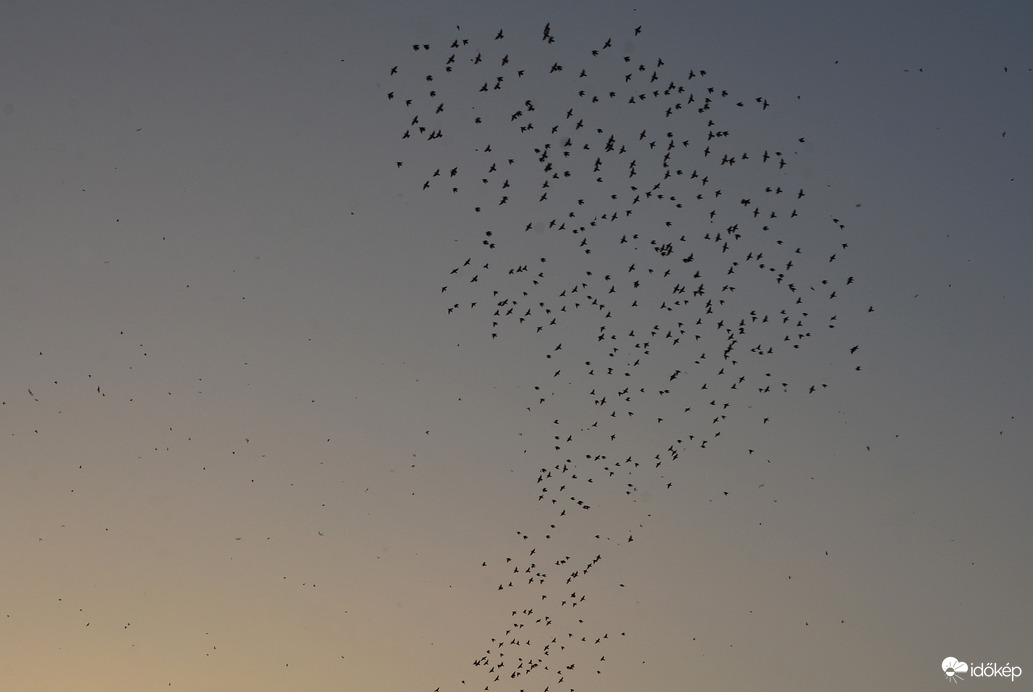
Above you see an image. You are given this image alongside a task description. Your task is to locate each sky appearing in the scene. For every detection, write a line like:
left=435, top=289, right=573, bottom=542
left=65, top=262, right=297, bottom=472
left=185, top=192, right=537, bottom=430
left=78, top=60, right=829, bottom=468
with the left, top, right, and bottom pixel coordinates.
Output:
left=1, top=1, right=1031, bottom=690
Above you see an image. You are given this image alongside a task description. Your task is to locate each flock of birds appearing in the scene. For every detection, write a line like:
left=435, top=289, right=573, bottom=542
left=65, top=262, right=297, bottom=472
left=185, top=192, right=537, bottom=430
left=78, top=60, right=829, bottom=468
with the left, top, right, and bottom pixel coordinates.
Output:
left=389, top=21, right=868, bottom=692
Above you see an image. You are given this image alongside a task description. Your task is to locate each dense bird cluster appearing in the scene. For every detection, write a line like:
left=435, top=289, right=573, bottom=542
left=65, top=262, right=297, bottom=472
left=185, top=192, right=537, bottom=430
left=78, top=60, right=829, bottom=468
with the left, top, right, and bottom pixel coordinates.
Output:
left=389, top=21, right=868, bottom=692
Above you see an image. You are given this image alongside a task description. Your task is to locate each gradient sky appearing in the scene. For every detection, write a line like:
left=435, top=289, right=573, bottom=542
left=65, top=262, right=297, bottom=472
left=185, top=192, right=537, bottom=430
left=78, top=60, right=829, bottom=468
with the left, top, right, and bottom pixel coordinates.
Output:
left=2, top=2, right=1031, bottom=690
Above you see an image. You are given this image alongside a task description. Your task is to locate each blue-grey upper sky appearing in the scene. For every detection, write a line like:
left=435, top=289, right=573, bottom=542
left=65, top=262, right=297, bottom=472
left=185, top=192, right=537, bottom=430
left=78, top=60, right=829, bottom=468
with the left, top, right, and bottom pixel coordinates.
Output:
left=1, top=2, right=1030, bottom=690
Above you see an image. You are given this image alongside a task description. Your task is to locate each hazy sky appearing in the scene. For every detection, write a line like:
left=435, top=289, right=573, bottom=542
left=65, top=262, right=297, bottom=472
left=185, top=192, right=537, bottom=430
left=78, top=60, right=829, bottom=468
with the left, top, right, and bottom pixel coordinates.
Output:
left=2, top=2, right=1031, bottom=690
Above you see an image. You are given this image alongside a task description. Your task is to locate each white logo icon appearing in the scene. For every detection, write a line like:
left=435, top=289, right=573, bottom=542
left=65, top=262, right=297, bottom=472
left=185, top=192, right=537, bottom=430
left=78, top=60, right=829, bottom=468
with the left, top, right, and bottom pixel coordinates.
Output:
left=943, top=657, right=969, bottom=683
